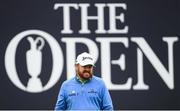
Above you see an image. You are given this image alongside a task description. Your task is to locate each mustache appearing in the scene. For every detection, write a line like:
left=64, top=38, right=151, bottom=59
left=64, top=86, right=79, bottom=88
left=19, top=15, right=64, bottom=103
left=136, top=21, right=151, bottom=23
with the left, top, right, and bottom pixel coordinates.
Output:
left=83, top=71, right=91, bottom=73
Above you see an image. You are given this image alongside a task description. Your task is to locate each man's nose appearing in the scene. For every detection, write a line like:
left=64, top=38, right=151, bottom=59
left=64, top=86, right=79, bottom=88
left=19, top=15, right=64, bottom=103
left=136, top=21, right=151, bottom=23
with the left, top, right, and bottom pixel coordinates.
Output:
left=84, top=66, right=91, bottom=71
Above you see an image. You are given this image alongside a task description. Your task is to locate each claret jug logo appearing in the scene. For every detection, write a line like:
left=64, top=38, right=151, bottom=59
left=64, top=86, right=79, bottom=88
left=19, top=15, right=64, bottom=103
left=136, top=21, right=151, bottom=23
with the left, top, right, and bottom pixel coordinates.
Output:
left=5, top=30, right=64, bottom=93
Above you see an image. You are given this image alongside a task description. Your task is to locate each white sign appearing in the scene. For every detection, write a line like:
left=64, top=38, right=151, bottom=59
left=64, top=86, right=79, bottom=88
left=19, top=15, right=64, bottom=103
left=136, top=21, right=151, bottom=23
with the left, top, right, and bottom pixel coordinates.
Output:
left=5, top=30, right=63, bottom=93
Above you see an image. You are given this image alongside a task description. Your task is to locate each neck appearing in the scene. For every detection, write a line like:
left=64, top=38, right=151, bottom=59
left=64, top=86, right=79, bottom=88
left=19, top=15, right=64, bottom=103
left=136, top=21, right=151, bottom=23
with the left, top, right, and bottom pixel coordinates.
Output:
left=77, top=74, right=88, bottom=83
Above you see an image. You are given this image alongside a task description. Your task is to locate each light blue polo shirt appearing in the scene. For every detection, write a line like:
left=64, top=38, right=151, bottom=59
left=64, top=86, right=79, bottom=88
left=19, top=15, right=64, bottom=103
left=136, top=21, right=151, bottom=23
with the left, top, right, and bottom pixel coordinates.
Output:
left=54, top=75, right=113, bottom=110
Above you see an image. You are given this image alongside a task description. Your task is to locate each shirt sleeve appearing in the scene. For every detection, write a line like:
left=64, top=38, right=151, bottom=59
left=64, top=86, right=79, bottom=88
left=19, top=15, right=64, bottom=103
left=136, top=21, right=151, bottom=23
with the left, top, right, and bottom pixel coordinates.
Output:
left=100, top=81, right=114, bottom=110
left=54, top=83, right=67, bottom=110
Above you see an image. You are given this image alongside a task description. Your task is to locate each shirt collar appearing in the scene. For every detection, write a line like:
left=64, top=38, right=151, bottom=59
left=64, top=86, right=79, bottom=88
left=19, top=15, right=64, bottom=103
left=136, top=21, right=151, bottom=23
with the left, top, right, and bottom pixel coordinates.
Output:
left=76, top=74, right=92, bottom=85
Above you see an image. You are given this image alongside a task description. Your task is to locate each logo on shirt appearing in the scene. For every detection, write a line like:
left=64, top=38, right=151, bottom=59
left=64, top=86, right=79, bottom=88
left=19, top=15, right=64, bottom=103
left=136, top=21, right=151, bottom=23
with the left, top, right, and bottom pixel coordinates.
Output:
left=88, top=89, right=97, bottom=93
left=68, top=90, right=78, bottom=96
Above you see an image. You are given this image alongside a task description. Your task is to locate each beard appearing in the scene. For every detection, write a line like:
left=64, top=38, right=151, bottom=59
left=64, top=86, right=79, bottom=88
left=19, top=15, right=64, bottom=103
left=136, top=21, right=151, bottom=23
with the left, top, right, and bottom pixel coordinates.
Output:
left=78, top=70, right=92, bottom=80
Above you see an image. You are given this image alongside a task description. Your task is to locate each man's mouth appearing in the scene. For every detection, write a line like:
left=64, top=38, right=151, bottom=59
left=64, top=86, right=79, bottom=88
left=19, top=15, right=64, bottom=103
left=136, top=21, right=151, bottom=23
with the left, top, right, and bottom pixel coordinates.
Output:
left=83, top=71, right=90, bottom=74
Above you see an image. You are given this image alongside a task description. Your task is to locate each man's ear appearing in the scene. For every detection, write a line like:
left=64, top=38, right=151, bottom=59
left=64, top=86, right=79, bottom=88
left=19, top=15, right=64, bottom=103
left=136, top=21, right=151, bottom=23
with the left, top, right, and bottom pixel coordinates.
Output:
left=75, top=64, right=78, bottom=70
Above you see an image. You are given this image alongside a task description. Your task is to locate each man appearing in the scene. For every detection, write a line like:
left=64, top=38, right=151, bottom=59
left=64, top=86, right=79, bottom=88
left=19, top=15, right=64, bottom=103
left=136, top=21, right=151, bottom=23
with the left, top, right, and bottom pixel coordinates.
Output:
left=54, top=52, right=113, bottom=110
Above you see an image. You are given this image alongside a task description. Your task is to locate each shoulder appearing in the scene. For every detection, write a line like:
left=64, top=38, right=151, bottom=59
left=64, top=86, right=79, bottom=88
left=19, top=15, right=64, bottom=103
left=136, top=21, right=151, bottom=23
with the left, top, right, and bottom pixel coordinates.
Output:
left=92, top=75, right=103, bottom=81
left=61, top=77, right=76, bottom=87
left=91, top=76, right=109, bottom=94
left=92, top=75, right=106, bottom=86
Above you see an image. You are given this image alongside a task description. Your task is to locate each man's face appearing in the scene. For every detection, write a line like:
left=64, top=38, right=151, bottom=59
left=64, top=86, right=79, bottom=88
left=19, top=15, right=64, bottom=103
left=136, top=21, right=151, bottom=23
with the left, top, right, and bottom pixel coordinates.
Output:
left=75, top=64, right=94, bottom=80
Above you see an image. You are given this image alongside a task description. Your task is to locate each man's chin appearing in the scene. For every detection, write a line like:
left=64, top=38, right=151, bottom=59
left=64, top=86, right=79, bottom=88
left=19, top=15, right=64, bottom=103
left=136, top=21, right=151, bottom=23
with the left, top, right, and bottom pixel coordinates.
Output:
left=83, top=73, right=92, bottom=79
